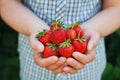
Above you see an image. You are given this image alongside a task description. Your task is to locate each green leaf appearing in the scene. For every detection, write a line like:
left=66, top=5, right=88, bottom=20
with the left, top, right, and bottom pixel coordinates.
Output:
left=102, top=63, right=113, bottom=80
left=36, top=29, right=48, bottom=39
left=75, top=21, right=81, bottom=25
left=59, top=39, right=71, bottom=48
left=115, top=28, right=120, bottom=35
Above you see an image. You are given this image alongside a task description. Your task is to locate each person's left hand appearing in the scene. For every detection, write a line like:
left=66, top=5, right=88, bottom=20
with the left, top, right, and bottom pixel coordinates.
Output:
left=62, top=28, right=100, bottom=74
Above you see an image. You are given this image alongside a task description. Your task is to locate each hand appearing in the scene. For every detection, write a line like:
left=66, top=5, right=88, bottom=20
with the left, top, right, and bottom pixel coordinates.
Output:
left=62, top=28, right=100, bottom=74
left=29, top=33, right=66, bottom=74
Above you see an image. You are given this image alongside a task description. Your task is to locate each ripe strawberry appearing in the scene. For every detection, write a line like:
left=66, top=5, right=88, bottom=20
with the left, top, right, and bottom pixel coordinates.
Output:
left=50, top=28, right=67, bottom=44
left=73, top=21, right=83, bottom=37
left=72, top=37, right=87, bottom=53
left=67, top=28, right=76, bottom=40
left=36, top=29, right=51, bottom=45
left=58, top=39, right=74, bottom=58
left=50, top=20, right=63, bottom=31
left=77, top=30, right=83, bottom=38
left=43, top=43, right=58, bottom=58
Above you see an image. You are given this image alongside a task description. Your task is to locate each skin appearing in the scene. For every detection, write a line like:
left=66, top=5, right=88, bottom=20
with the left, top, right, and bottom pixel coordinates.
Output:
left=1, top=0, right=120, bottom=74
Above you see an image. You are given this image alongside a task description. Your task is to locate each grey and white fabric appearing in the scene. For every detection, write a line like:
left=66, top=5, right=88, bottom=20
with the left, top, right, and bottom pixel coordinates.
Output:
left=18, top=0, right=106, bottom=80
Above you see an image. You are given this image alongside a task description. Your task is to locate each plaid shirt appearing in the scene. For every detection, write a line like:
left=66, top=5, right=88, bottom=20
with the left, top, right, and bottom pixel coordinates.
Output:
left=18, top=0, right=106, bottom=80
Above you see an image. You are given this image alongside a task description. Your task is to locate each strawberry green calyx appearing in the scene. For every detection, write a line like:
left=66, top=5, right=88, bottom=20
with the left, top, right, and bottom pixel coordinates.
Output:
left=46, top=43, right=58, bottom=51
left=59, top=39, right=71, bottom=48
left=36, top=29, right=48, bottom=39
left=75, top=36, right=87, bottom=43
left=75, top=21, right=81, bottom=26
left=52, top=19, right=63, bottom=28
left=75, top=29, right=86, bottom=43
left=65, top=24, right=74, bottom=29
left=65, top=21, right=81, bottom=29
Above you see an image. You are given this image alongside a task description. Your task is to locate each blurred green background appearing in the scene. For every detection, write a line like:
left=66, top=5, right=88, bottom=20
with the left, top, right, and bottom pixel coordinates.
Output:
left=0, top=18, right=120, bottom=80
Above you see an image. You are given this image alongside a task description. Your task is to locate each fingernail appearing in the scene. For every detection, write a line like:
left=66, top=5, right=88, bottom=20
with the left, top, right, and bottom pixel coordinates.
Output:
left=37, top=45, right=44, bottom=52
left=88, top=44, right=93, bottom=51
left=73, top=52, right=79, bottom=56
left=37, top=45, right=41, bottom=49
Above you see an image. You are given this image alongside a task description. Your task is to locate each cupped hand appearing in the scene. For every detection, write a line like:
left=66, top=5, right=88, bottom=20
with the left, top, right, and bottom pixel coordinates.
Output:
left=29, top=33, right=67, bottom=74
left=62, top=28, right=100, bottom=74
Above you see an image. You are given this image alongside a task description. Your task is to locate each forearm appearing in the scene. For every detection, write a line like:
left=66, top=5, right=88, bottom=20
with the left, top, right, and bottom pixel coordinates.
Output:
left=0, top=0, right=49, bottom=36
left=82, top=6, right=120, bottom=37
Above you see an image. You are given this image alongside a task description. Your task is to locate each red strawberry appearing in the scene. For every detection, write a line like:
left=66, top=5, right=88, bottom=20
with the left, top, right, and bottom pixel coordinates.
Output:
left=58, top=39, right=74, bottom=58
left=36, top=30, right=51, bottom=45
left=50, top=20, right=63, bottom=31
left=77, top=30, right=83, bottom=38
left=43, top=43, right=58, bottom=58
left=50, top=24, right=60, bottom=31
left=72, top=37, right=87, bottom=53
left=73, top=21, right=83, bottom=37
left=51, top=28, right=66, bottom=44
left=67, top=29, right=77, bottom=40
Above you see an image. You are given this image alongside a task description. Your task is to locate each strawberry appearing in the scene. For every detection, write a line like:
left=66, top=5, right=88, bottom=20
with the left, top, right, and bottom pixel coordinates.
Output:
left=73, top=21, right=83, bottom=37
left=50, top=28, right=67, bottom=44
left=67, top=28, right=76, bottom=40
left=36, top=29, right=52, bottom=45
left=50, top=20, right=63, bottom=31
left=43, top=43, right=58, bottom=58
left=72, top=37, right=87, bottom=53
left=77, top=30, right=83, bottom=38
left=58, top=39, right=74, bottom=58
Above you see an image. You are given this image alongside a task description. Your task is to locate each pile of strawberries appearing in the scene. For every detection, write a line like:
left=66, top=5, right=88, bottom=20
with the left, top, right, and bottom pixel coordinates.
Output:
left=36, top=20, right=88, bottom=58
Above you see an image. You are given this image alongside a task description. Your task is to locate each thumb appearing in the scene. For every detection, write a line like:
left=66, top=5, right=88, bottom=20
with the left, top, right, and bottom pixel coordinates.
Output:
left=87, top=31, right=100, bottom=51
left=29, top=33, right=44, bottom=53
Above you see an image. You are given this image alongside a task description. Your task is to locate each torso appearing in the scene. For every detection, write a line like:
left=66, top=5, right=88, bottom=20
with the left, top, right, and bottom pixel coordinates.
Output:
left=18, top=0, right=106, bottom=80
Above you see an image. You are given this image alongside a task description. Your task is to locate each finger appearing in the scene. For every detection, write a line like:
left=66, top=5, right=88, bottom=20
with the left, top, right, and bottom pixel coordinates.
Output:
left=63, top=66, right=77, bottom=74
left=87, top=31, right=100, bottom=51
left=46, top=57, right=66, bottom=70
left=85, top=49, right=96, bottom=62
left=66, top=58, right=85, bottom=70
left=30, top=33, right=44, bottom=53
left=53, top=66, right=64, bottom=74
left=53, top=62, right=68, bottom=74
left=33, top=52, right=58, bottom=67
left=72, top=51, right=96, bottom=65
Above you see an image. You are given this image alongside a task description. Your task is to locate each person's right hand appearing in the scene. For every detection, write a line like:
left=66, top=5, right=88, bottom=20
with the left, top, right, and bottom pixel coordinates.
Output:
left=29, top=33, right=66, bottom=74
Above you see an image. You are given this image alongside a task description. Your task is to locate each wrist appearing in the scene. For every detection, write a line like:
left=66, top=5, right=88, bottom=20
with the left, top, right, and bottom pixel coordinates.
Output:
left=28, top=23, right=50, bottom=36
left=81, top=23, right=102, bottom=38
